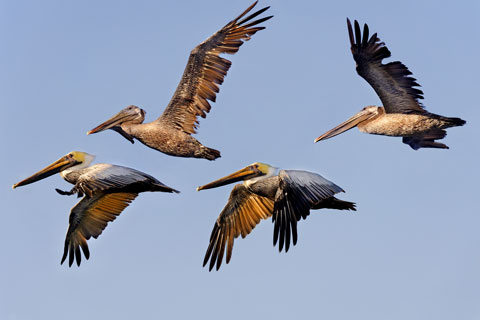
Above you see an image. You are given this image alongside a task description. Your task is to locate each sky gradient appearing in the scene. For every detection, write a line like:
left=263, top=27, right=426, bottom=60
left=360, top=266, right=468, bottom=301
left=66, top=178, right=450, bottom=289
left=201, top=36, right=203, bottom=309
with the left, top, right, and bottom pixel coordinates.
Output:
left=2, top=1, right=479, bottom=319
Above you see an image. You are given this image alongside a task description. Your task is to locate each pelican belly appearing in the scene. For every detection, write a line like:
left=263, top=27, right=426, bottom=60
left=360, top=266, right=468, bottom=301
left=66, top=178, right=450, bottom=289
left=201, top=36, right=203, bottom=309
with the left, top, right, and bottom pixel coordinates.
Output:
left=124, top=122, right=211, bottom=158
left=358, top=113, right=446, bottom=136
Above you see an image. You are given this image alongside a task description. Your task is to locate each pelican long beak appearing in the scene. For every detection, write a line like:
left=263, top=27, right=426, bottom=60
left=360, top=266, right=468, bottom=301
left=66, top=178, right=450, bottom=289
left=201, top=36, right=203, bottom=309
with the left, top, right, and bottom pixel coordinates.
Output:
left=87, top=110, right=136, bottom=135
left=197, top=165, right=262, bottom=191
left=13, top=155, right=79, bottom=189
left=314, top=109, right=377, bottom=143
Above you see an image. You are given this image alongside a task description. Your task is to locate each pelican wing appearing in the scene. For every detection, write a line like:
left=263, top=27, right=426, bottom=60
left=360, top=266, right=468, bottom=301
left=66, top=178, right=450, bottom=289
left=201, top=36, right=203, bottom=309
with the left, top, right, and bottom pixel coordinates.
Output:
left=158, top=1, right=272, bottom=134
left=61, top=192, right=138, bottom=267
left=203, top=184, right=274, bottom=271
left=272, top=170, right=344, bottom=252
left=348, top=19, right=425, bottom=114
left=76, top=164, right=177, bottom=196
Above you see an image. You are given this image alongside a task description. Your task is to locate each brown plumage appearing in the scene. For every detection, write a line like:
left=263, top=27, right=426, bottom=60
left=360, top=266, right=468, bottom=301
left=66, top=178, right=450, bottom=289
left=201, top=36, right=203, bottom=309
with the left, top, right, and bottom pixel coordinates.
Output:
left=87, top=2, right=272, bottom=160
left=315, top=19, right=465, bottom=149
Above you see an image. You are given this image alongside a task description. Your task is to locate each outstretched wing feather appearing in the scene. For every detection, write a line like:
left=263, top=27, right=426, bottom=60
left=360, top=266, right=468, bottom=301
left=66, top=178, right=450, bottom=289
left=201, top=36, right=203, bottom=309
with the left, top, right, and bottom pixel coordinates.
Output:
left=61, top=192, right=138, bottom=267
left=203, top=184, right=274, bottom=271
left=347, top=18, right=425, bottom=114
left=158, top=2, right=272, bottom=134
left=272, top=170, right=344, bottom=252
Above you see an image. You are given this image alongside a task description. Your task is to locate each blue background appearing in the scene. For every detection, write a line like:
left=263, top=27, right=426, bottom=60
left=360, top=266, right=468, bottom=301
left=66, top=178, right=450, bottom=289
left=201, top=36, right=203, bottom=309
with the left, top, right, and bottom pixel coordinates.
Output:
left=2, top=1, right=479, bottom=319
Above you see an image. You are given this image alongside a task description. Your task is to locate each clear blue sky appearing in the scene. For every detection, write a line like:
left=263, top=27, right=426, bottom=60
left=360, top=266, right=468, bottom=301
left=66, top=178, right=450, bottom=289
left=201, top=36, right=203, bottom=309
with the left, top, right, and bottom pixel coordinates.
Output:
left=2, top=0, right=479, bottom=319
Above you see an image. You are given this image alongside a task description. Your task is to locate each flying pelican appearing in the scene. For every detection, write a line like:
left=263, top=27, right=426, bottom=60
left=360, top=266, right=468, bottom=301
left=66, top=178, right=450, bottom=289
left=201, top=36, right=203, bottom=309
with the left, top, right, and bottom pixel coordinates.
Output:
left=12, top=151, right=178, bottom=267
left=314, top=19, right=466, bottom=149
left=197, top=162, right=356, bottom=271
left=87, top=2, right=272, bottom=160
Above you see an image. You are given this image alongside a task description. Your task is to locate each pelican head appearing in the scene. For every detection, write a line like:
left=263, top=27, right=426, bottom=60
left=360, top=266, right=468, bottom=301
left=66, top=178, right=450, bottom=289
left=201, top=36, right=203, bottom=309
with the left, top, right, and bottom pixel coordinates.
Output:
left=87, top=105, right=146, bottom=143
left=197, top=162, right=275, bottom=191
left=13, top=151, right=95, bottom=189
left=314, top=106, right=384, bottom=142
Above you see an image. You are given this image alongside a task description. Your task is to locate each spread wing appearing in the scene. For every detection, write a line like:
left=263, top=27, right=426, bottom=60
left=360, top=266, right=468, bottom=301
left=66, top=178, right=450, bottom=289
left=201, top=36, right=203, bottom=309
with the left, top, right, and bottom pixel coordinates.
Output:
left=272, top=170, right=344, bottom=253
left=203, top=184, right=274, bottom=271
left=158, top=1, right=272, bottom=134
left=347, top=18, right=425, bottom=114
left=60, top=164, right=178, bottom=267
left=61, top=192, right=138, bottom=267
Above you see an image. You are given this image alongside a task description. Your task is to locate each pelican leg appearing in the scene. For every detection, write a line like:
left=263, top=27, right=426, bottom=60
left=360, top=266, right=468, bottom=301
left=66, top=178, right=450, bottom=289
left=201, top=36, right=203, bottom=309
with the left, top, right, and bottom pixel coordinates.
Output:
left=402, top=136, right=449, bottom=150
left=402, top=129, right=449, bottom=150
left=55, top=187, right=77, bottom=196
left=418, top=140, right=448, bottom=149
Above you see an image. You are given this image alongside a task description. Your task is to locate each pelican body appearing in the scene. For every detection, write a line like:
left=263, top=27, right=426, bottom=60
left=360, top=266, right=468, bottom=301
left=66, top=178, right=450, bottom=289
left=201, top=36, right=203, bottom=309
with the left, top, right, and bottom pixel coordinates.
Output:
left=13, top=151, right=178, bottom=267
left=315, top=19, right=465, bottom=149
left=197, top=163, right=356, bottom=271
left=87, top=2, right=272, bottom=160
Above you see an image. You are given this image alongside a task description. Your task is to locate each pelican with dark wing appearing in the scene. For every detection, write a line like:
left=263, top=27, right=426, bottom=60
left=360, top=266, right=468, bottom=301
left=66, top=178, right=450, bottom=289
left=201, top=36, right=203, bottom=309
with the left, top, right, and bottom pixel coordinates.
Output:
left=197, top=163, right=356, bottom=271
left=315, top=19, right=465, bottom=149
left=13, top=151, right=178, bottom=267
left=87, top=2, right=272, bottom=160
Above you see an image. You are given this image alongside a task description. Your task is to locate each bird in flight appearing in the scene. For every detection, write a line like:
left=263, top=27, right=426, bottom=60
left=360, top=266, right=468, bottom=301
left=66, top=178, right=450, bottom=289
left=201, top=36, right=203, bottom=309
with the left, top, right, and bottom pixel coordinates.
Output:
left=87, top=1, right=272, bottom=160
left=13, top=151, right=178, bottom=266
left=315, top=19, right=465, bottom=149
left=197, top=162, right=356, bottom=271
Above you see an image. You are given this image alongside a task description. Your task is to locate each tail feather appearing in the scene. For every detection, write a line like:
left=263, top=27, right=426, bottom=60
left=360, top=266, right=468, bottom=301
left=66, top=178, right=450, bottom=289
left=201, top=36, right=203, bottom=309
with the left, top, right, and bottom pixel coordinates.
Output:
left=445, top=116, right=466, bottom=127
left=198, top=146, right=221, bottom=161
left=312, top=197, right=356, bottom=211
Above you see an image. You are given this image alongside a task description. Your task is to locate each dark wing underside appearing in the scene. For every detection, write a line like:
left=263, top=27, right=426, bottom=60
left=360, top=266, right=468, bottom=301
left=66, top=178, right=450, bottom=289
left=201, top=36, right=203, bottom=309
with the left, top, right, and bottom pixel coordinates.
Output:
left=347, top=18, right=425, bottom=114
left=272, top=170, right=344, bottom=253
left=158, top=1, right=272, bottom=134
left=203, top=184, right=274, bottom=271
left=61, top=192, right=138, bottom=267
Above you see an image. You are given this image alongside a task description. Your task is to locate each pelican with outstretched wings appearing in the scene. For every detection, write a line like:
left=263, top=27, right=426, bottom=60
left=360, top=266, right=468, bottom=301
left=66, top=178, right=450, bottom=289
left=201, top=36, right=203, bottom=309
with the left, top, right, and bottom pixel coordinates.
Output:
left=197, top=162, right=356, bottom=271
left=87, top=2, right=272, bottom=160
left=315, top=19, right=465, bottom=149
left=13, top=151, right=178, bottom=266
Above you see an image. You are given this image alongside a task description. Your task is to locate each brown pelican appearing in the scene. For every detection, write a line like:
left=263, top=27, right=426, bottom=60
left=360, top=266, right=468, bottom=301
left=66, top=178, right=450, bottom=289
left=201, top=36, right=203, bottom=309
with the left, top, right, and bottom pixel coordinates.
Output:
left=12, top=151, right=178, bottom=267
left=87, top=2, right=272, bottom=160
left=197, top=162, right=356, bottom=271
left=314, top=19, right=466, bottom=149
